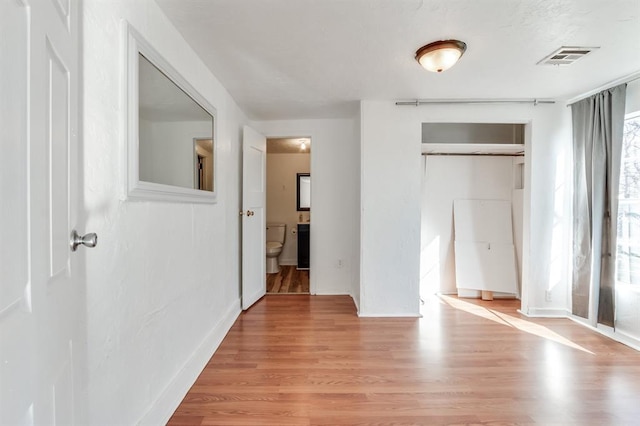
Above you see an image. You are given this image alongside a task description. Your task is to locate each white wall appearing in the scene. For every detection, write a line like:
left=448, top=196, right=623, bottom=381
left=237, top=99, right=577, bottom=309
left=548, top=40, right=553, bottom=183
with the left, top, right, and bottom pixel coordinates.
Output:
left=512, top=156, right=525, bottom=297
left=360, top=100, right=572, bottom=317
left=353, top=105, right=362, bottom=311
left=266, top=153, right=310, bottom=264
left=251, top=119, right=359, bottom=296
left=420, top=155, right=523, bottom=297
left=360, top=102, right=422, bottom=316
left=627, top=79, right=640, bottom=115
left=82, top=1, right=246, bottom=424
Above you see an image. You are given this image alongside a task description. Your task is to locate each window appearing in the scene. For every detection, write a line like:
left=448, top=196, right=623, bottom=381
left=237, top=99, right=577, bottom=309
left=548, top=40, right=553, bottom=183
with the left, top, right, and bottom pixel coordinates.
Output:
left=616, top=113, right=640, bottom=286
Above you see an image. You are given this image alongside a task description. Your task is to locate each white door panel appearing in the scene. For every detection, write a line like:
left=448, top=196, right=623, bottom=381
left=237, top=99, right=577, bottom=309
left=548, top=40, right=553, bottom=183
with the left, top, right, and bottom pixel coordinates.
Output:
left=242, top=126, right=266, bottom=310
left=1, top=0, right=83, bottom=423
left=0, top=0, right=29, bottom=315
left=47, top=45, right=72, bottom=277
left=1, top=1, right=35, bottom=422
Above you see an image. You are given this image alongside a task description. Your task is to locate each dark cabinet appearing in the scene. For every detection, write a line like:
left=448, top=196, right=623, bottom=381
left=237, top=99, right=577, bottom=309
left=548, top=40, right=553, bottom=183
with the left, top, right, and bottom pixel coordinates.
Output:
left=297, top=224, right=310, bottom=270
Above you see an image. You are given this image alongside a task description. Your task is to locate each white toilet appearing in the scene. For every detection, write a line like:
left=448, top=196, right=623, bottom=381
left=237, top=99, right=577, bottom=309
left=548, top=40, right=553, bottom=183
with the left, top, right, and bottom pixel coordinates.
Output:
left=266, top=223, right=286, bottom=274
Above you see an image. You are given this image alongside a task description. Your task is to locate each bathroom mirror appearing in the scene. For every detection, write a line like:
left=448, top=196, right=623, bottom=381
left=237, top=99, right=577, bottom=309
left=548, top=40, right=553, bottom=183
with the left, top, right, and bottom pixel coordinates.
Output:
left=297, top=173, right=310, bottom=211
left=124, top=22, right=217, bottom=203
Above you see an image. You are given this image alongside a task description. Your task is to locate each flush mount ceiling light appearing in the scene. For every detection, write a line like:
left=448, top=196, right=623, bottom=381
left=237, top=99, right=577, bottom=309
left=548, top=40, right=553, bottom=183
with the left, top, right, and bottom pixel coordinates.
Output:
left=415, top=40, right=467, bottom=73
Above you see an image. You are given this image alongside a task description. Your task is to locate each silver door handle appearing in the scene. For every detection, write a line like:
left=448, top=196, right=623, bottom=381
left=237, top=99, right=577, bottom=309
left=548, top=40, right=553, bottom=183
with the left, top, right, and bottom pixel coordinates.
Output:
left=70, top=230, right=98, bottom=251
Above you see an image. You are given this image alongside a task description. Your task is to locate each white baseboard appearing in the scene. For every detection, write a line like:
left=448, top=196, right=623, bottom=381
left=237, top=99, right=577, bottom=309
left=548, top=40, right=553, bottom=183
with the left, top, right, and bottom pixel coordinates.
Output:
left=437, top=291, right=517, bottom=299
left=137, top=299, right=241, bottom=425
left=519, top=307, right=570, bottom=318
left=279, top=258, right=297, bottom=266
left=350, top=293, right=360, bottom=315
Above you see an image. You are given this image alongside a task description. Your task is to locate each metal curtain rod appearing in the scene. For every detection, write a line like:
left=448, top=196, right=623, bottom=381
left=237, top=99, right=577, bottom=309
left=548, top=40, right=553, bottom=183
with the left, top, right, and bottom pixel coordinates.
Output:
left=396, top=99, right=556, bottom=106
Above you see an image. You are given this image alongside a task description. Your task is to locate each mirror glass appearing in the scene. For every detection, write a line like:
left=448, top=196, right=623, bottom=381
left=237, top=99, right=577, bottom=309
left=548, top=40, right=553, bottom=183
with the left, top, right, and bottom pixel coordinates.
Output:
left=297, top=173, right=310, bottom=211
left=138, top=53, right=214, bottom=192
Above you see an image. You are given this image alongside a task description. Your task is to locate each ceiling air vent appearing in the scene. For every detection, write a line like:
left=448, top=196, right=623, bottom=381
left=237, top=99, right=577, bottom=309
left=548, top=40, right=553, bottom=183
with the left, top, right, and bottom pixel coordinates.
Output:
left=537, top=46, right=599, bottom=66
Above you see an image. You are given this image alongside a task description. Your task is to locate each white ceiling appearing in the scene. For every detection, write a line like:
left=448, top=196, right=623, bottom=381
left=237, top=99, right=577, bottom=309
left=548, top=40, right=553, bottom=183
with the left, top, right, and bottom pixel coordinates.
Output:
left=155, top=0, right=640, bottom=121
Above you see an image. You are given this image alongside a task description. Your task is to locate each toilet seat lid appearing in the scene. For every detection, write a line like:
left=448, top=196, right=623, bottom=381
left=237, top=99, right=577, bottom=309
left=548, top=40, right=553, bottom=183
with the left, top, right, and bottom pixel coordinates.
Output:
left=266, top=242, right=282, bottom=250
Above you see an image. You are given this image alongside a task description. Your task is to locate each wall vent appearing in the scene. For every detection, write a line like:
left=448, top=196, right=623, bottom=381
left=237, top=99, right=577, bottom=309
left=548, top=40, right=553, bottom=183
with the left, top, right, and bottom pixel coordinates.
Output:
left=537, top=46, right=599, bottom=66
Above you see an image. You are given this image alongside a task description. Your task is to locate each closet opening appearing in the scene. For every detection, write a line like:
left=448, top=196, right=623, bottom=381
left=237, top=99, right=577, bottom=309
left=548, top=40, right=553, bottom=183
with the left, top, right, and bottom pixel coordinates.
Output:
left=420, top=123, right=527, bottom=302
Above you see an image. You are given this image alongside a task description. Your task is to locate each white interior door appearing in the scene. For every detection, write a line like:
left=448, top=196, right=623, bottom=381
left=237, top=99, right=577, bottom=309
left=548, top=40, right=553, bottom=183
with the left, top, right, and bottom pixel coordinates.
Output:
left=241, top=125, right=266, bottom=309
left=1, top=0, right=86, bottom=423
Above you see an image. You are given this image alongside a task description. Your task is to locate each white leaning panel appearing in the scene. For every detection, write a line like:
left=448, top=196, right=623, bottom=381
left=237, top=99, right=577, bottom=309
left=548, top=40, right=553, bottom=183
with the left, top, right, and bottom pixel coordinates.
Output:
left=453, top=199, right=518, bottom=294
left=454, top=242, right=518, bottom=293
left=453, top=199, right=513, bottom=244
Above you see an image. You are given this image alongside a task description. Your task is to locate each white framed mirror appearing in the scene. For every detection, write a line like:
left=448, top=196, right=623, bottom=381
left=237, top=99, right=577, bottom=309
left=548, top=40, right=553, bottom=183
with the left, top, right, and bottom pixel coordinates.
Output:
left=124, top=22, right=217, bottom=203
left=297, top=173, right=310, bottom=211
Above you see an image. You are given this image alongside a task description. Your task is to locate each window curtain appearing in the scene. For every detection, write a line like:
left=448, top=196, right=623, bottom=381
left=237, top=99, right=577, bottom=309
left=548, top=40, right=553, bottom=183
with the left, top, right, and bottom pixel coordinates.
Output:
left=571, top=84, right=626, bottom=326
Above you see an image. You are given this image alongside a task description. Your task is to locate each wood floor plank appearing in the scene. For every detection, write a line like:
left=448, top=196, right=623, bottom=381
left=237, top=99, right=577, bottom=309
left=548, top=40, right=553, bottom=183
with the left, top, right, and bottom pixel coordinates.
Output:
left=281, top=267, right=291, bottom=292
left=169, top=295, right=640, bottom=425
left=266, top=266, right=309, bottom=294
left=166, top=415, right=204, bottom=425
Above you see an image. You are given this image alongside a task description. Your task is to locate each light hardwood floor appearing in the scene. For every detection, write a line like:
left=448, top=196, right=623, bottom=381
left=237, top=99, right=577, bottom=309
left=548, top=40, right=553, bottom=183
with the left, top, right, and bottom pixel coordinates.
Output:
left=169, top=295, right=640, bottom=425
left=266, top=265, right=309, bottom=294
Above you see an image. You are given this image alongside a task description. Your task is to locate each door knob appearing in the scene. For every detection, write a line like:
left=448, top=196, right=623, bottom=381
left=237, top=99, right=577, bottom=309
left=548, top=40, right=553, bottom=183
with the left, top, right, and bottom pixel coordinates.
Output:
left=70, top=230, right=98, bottom=252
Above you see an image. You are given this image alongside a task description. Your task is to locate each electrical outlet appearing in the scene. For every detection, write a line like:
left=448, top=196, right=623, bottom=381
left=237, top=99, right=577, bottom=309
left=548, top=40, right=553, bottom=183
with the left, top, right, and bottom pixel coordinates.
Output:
left=545, top=290, right=552, bottom=302
left=337, top=259, right=343, bottom=269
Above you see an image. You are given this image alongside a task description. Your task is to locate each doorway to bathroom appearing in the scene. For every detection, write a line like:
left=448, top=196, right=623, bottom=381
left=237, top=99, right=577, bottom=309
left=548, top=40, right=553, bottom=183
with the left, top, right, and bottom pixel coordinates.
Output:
left=265, top=137, right=311, bottom=294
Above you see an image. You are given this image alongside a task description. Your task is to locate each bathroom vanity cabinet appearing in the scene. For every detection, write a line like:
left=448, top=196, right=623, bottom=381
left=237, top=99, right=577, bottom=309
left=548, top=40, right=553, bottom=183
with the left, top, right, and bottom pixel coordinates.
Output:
left=297, top=223, right=310, bottom=270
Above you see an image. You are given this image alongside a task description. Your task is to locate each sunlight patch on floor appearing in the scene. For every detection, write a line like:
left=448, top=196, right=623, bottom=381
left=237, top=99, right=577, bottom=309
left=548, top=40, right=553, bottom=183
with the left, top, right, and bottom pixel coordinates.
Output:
left=439, top=295, right=594, bottom=354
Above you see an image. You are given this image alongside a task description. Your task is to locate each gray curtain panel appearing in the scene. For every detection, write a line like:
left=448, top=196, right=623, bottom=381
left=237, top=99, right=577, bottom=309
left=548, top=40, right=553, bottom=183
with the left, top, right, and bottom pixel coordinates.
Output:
left=571, top=84, right=626, bottom=325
